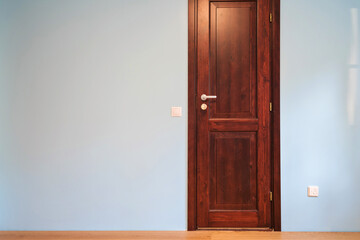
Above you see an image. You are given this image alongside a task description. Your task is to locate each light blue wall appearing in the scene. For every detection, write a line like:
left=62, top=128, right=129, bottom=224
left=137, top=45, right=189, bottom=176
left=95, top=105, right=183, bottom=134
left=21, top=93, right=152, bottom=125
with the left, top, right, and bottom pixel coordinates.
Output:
left=1, top=0, right=360, bottom=232
left=281, top=0, right=360, bottom=232
left=0, top=0, right=187, bottom=230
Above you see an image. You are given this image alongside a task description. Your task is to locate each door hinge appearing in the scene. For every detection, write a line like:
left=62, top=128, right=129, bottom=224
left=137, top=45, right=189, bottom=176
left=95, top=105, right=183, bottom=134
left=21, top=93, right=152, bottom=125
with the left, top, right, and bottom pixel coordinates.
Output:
left=270, top=191, right=273, bottom=201
left=270, top=13, right=273, bottom=23
left=270, top=102, right=273, bottom=112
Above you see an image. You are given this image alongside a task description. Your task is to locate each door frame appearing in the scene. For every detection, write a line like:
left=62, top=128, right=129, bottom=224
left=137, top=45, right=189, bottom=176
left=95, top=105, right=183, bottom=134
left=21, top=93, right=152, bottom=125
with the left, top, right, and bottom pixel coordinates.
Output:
left=187, top=0, right=281, bottom=231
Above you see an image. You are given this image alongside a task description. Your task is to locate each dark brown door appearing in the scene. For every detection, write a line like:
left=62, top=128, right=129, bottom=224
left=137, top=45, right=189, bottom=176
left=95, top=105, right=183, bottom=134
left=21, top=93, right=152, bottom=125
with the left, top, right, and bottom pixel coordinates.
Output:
left=196, top=0, right=271, bottom=228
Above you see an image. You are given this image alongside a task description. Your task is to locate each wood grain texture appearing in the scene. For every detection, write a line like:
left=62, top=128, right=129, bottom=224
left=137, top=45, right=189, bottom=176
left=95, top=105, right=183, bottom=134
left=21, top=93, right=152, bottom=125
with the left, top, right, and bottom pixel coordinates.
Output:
left=256, top=0, right=271, bottom=228
left=196, top=0, right=211, bottom=228
left=188, top=0, right=197, bottom=231
left=197, top=0, right=271, bottom=228
left=210, top=2, right=257, bottom=118
left=209, top=132, right=256, bottom=210
left=1, top=231, right=359, bottom=240
left=208, top=211, right=259, bottom=227
left=271, top=0, right=281, bottom=231
left=209, top=119, right=259, bottom=132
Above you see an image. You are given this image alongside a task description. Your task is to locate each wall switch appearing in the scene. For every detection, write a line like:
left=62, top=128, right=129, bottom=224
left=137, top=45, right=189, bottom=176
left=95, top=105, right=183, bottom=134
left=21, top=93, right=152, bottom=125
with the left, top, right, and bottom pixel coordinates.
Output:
left=307, top=186, right=319, bottom=197
left=171, top=107, right=182, bottom=117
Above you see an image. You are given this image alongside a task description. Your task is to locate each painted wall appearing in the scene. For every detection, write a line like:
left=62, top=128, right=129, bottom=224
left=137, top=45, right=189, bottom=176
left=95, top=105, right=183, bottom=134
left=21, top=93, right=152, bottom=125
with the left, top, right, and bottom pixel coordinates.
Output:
left=0, top=0, right=187, bottom=230
left=0, top=0, right=360, bottom=232
left=281, top=0, right=360, bottom=231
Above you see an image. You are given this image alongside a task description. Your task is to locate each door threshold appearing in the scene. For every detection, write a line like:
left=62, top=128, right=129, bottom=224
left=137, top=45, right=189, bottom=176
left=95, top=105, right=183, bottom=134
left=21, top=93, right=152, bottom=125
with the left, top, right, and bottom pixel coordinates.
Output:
left=197, top=227, right=273, bottom=231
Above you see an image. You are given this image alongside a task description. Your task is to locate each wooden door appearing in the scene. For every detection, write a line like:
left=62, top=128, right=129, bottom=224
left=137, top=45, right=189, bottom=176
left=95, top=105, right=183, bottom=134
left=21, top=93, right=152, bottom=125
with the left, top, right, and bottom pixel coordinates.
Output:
left=196, top=0, right=272, bottom=228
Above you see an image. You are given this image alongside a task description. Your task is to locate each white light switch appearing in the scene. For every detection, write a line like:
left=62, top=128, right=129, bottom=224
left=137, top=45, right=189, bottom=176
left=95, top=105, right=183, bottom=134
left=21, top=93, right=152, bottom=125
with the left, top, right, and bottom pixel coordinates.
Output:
left=307, top=186, right=319, bottom=197
left=171, top=107, right=182, bottom=117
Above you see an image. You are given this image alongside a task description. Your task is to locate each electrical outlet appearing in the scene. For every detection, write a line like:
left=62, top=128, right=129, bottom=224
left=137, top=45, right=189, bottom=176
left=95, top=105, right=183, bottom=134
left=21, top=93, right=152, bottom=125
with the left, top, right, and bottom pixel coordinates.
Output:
left=307, top=186, right=319, bottom=197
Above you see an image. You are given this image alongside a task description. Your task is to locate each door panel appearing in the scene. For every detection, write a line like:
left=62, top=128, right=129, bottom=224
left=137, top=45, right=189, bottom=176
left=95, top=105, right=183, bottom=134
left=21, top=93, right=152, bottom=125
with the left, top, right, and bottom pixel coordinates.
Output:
left=196, top=0, right=271, bottom=228
left=210, top=2, right=257, bottom=118
left=209, top=132, right=257, bottom=210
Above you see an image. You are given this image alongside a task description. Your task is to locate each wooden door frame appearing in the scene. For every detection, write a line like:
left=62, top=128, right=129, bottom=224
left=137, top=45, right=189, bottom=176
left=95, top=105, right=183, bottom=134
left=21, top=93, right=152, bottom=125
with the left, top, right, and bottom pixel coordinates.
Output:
left=187, top=0, right=281, bottom=231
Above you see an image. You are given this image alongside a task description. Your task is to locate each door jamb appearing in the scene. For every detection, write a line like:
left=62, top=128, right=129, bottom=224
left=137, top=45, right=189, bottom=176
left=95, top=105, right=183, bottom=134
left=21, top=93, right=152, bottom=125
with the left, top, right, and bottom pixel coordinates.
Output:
left=187, top=0, right=197, bottom=231
left=187, top=0, right=281, bottom=231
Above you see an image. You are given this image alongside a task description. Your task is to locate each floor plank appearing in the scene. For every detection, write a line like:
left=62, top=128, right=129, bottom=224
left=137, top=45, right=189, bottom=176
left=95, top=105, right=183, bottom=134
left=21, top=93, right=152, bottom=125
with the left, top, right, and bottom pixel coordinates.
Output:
left=0, top=231, right=359, bottom=240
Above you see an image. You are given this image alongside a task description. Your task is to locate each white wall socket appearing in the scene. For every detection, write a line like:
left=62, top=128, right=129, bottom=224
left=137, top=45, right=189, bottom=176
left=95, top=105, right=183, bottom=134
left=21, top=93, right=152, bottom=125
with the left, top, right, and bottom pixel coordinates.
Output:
left=307, top=186, right=319, bottom=197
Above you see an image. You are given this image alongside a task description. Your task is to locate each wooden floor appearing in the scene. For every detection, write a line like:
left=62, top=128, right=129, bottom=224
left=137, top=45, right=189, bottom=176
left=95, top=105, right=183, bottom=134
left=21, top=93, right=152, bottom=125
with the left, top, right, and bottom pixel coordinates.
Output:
left=0, top=231, right=359, bottom=240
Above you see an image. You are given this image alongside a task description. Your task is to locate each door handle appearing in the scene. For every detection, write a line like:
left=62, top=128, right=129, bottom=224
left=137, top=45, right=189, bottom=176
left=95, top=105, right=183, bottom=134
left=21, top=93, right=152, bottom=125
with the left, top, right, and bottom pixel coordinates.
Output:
left=201, top=94, right=217, bottom=101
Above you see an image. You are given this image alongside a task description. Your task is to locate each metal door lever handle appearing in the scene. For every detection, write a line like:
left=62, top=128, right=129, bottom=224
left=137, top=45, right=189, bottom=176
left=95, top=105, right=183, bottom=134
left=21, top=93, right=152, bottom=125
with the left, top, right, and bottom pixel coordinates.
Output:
left=201, top=94, right=217, bottom=101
